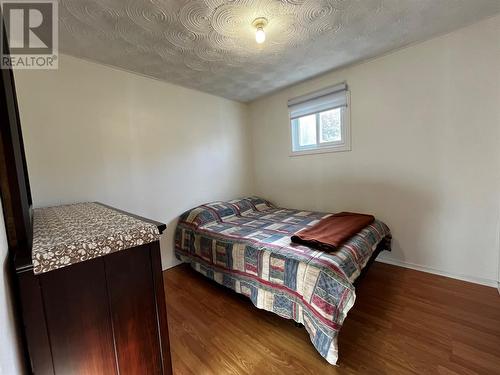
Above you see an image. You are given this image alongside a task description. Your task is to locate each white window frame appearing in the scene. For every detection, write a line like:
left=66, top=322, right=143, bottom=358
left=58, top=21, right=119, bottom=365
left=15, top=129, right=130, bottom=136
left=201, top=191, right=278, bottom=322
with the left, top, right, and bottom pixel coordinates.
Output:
left=289, top=89, right=351, bottom=157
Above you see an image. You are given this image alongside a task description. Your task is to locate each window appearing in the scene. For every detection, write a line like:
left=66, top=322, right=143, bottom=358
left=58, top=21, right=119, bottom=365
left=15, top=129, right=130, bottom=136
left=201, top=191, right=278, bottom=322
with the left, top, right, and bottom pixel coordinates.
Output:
left=289, top=83, right=350, bottom=155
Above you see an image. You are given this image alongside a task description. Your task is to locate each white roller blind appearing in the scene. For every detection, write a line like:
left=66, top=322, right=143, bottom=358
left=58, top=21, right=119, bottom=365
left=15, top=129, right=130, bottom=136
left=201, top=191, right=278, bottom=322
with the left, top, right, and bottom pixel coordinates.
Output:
left=288, top=83, right=348, bottom=120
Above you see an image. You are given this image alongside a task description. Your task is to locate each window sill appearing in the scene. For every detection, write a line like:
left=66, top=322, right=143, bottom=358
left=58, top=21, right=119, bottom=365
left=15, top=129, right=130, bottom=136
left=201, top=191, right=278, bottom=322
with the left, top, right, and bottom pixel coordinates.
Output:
left=289, top=145, right=351, bottom=157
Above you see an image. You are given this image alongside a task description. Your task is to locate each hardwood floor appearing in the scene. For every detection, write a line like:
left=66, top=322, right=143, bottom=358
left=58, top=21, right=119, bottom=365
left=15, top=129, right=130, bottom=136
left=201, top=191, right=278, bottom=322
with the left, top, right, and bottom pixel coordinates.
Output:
left=163, top=262, right=500, bottom=374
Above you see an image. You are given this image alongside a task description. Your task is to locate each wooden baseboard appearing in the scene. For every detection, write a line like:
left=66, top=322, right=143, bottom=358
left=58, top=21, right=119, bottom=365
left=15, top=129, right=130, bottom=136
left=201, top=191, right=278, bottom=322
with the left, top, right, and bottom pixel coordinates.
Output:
left=376, top=256, right=498, bottom=289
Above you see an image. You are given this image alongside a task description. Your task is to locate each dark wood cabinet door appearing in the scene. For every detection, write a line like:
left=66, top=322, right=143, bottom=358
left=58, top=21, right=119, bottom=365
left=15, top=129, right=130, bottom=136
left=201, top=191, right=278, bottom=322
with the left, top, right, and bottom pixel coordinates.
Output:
left=17, top=271, right=54, bottom=375
left=40, top=260, right=118, bottom=375
left=150, top=242, right=173, bottom=374
left=105, top=244, right=163, bottom=375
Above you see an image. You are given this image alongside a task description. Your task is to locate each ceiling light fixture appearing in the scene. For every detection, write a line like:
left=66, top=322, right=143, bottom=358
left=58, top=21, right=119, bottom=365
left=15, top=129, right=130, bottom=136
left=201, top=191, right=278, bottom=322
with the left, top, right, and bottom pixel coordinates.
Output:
left=252, top=17, right=268, bottom=44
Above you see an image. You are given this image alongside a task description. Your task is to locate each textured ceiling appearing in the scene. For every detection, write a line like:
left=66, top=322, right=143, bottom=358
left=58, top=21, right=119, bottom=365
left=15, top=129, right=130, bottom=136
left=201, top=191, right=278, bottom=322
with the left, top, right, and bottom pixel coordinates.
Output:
left=59, top=0, right=500, bottom=102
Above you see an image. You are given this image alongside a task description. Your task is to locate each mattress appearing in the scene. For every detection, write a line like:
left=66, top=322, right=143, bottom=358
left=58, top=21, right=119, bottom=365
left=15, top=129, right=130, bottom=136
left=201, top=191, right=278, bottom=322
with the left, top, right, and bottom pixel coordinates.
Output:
left=175, top=197, right=391, bottom=365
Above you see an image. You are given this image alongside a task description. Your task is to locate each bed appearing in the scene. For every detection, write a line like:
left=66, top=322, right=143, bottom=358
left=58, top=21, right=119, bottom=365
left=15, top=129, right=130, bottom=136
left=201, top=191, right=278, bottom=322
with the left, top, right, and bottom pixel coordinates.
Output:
left=175, top=197, right=391, bottom=365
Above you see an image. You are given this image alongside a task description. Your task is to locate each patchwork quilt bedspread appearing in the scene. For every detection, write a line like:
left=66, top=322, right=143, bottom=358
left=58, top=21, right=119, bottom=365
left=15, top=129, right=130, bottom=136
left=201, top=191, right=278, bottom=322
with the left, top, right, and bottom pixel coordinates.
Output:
left=175, top=197, right=391, bottom=365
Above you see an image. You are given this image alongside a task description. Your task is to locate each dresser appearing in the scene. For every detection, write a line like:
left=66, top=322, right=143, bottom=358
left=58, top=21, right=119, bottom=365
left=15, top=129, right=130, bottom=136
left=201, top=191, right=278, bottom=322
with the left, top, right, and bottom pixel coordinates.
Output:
left=14, top=202, right=173, bottom=375
left=1, top=39, right=174, bottom=374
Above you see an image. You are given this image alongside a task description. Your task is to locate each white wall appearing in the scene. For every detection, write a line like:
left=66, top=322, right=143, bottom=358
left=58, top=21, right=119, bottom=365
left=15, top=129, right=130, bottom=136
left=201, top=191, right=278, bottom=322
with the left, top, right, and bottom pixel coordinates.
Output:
left=0, top=201, right=24, bottom=375
left=12, top=17, right=500, bottom=286
left=248, top=15, right=500, bottom=286
left=14, top=54, right=253, bottom=269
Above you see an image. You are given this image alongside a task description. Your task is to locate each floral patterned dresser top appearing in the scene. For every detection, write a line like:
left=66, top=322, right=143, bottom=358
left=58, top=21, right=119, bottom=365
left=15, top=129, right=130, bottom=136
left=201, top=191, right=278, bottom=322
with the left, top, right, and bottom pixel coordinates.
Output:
left=32, top=202, right=162, bottom=274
